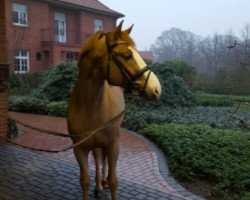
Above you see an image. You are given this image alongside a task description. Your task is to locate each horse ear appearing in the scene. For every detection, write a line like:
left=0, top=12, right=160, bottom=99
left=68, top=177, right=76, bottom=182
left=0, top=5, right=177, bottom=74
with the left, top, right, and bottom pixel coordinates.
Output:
left=124, top=24, right=134, bottom=35
left=114, top=20, right=124, bottom=38
left=98, top=31, right=105, bottom=40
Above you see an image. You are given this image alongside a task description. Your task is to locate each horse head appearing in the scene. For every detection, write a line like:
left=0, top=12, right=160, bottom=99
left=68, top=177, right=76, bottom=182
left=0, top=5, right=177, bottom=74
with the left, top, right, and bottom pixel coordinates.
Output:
left=104, top=21, right=161, bottom=100
left=79, top=21, right=161, bottom=100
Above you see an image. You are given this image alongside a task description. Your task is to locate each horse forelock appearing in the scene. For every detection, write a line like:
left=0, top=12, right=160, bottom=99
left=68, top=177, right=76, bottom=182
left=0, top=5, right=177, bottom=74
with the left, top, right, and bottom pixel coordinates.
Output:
left=120, top=32, right=135, bottom=47
left=77, top=31, right=136, bottom=70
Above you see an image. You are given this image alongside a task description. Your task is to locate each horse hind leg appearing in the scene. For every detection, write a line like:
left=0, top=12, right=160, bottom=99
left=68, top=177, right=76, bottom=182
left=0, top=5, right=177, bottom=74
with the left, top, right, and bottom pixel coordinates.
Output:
left=101, top=150, right=109, bottom=189
left=73, top=147, right=90, bottom=200
left=92, top=148, right=103, bottom=198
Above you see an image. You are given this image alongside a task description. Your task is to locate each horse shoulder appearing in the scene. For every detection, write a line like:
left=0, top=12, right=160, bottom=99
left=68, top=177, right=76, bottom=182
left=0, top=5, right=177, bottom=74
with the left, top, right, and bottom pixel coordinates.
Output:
left=105, top=84, right=125, bottom=112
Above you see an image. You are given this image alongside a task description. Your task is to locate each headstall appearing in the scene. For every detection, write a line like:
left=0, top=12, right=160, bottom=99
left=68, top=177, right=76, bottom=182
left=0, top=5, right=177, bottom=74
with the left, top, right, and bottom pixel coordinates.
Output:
left=105, top=33, right=151, bottom=95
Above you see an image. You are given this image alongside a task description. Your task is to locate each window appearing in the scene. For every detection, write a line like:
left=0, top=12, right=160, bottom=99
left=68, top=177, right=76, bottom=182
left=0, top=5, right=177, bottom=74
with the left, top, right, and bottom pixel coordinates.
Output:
left=12, top=3, right=28, bottom=26
left=54, top=12, right=66, bottom=43
left=94, top=19, right=103, bottom=32
left=14, top=50, right=29, bottom=73
left=36, top=52, right=42, bottom=61
left=66, top=52, right=78, bottom=62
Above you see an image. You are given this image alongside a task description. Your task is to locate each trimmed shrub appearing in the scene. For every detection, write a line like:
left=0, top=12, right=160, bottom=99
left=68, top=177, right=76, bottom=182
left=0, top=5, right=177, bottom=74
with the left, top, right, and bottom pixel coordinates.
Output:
left=195, top=93, right=233, bottom=106
left=8, top=119, right=18, bottom=138
left=162, top=60, right=197, bottom=88
left=8, top=95, right=48, bottom=114
left=140, top=123, right=250, bottom=199
left=8, top=73, right=44, bottom=96
left=123, top=106, right=250, bottom=132
left=33, top=62, right=78, bottom=101
left=8, top=96, right=67, bottom=117
left=45, top=101, right=68, bottom=116
left=151, top=62, right=195, bottom=107
left=125, top=62, right=195, bottom=109
left=196, top=66, right=250, bottom=96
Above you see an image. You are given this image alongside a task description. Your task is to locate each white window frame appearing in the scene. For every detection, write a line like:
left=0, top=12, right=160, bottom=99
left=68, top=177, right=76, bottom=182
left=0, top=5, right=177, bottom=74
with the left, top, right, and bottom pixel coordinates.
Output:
left=66, top=52, right=77, bottom=62
left=54, top=12, right=66, bottom=43
left=12, top=3, right=28, bottom=26
left=14, top=50, right=29, bottom=74
left=94, top=19, right=103, bottom=32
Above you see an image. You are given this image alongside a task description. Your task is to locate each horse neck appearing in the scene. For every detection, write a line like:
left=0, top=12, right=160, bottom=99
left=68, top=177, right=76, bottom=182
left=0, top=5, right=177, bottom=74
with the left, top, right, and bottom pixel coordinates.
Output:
left=76, top=58, right=107, bottom=112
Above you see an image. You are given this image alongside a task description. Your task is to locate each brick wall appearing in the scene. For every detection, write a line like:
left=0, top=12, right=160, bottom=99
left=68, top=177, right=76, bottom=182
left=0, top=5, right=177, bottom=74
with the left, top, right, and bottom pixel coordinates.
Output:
left=0, top=0, right=9, bottom=139
left=5, top=0, right=119, bottom=73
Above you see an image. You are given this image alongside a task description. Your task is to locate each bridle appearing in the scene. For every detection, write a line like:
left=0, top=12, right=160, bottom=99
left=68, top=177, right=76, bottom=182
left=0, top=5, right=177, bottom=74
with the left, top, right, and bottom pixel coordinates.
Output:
left=105, top=33, right=152, bottom=96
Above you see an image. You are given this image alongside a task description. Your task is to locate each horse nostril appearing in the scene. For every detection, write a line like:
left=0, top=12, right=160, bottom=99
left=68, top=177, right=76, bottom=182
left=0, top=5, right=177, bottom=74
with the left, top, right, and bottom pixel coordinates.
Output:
left=155, top=87, right=159, bottom=95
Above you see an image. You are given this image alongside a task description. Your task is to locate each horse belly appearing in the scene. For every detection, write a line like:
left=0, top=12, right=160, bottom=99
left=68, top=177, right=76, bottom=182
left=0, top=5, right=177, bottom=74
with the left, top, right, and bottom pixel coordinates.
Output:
left=75, top=128, right=120, bottom=151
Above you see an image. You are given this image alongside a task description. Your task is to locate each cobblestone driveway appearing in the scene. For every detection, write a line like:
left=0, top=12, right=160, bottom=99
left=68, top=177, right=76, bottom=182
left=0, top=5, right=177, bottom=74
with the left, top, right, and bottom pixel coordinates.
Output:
left=0, top=112, right=204, bottom=200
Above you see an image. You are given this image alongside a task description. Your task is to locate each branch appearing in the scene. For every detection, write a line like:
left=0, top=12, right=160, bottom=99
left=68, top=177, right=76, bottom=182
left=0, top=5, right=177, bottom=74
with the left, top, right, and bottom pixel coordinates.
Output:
left=229, top=101, right=250, bottom=130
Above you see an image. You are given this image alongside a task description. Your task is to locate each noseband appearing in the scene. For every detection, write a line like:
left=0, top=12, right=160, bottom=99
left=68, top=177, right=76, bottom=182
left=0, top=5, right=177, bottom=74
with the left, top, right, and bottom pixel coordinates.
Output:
left=105, top=33, right=151, bottom=95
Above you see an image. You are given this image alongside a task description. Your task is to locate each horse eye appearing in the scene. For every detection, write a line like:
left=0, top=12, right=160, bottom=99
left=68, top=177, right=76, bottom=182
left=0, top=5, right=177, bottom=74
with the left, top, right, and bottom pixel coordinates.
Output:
left=123, top=53, right=132, bottom=60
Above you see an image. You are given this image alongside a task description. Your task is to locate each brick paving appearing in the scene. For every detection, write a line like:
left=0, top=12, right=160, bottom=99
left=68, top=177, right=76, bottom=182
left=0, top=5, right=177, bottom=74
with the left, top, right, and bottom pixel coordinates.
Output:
left=0, top=112, right=205, bottom=200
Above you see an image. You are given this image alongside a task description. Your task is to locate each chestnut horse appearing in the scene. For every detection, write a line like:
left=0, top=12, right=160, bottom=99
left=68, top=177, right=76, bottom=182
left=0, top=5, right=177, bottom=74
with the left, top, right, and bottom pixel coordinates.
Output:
left=67, top=21, right=161, bottom=200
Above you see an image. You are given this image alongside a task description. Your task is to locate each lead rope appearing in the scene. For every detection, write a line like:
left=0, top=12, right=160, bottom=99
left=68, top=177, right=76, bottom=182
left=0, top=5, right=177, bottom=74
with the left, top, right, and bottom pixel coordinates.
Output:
left=0, top=110, right=125, bottom=153
left=0, top=111, right=72, bottom=138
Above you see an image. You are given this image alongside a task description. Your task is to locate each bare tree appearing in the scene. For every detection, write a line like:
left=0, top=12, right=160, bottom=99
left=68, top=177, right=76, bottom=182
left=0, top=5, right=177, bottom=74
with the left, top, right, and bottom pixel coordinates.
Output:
left=151, top=28, right=200, bottom=65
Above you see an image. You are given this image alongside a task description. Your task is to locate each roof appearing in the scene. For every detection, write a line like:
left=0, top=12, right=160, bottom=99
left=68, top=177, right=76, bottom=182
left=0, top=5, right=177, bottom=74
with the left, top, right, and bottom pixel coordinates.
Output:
left=139, top=51, right=154, bottom=61
left=53, top=0, right=124, bottom=18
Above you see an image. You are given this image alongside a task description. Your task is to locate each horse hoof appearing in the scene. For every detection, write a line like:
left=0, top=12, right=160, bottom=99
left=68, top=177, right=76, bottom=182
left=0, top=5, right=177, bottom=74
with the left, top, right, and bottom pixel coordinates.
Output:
left=94, top=189, right=102, bottom=199
left=102, top=180, right=109, bottom=189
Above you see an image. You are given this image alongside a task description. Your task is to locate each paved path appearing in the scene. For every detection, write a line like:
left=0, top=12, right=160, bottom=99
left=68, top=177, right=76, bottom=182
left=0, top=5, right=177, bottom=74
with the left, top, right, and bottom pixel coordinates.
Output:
left=0, top=112, right=204, bottom=200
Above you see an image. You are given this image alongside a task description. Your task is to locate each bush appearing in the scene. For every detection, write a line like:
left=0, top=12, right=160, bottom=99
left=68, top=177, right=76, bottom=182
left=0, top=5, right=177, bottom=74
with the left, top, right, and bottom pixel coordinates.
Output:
left=33, top=62, right=78, bottom=101
left=125, top=62, right=195, bottom=109
left=8, top=95, right=48, bottom=114
left=195, top=93, right=234, bottom=106
left=8, top=119, right=18, bottom=138
left=196, top=66, right=250, bottom=96
left=152, top=62, right=195, bottom=107
left=45, top=101, right=68, bottom=116
left=8, top=95, right=67, bottom=117
left=123, top=106, right=250, bottom=132
left=162, top=60, right=197, bottom=88
left=8, top=61, right=195, bottom=119
left=140, top=123, right=250, bottom=199
left=8, top=73, right=43, bottom=96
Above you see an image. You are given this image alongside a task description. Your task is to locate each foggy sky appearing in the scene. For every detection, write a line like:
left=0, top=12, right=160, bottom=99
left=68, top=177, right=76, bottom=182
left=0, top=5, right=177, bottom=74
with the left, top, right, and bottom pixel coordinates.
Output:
left=100, top=0, right=250, bottom=50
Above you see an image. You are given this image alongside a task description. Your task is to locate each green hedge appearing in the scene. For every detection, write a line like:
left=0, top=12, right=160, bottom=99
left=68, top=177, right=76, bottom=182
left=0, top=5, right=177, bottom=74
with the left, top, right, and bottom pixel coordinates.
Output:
left=195, top=92, right=250, bottom=107
left=8, top=96, right=67, bottom=116
left=8, top=94, right=250, bottom=132
left=8, top=119, right=18, bottom=138
left=195, top=93, right=233, bottom=107
left=8, top=72, right=44, bottom=96
left=150, top=63, right=195, bottom=107
left=123, top=106, right=250, bottom=132
left=33, top=62, right=78, bottom=101
left=140, top=123, right=250, bottom=199
left=9, top=61, right=195, bottom=107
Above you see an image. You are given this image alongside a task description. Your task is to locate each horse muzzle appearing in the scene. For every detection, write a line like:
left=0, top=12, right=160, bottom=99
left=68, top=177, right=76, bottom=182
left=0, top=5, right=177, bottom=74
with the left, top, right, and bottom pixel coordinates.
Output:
left=143, top=71, right=161, bottom=100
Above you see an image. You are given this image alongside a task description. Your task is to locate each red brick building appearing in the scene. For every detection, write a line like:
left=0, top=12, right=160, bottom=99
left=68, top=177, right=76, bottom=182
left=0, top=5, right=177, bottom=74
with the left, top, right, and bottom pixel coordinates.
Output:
left=0, top=0, right=9, bottom=138
left=5, top=0, right=124, bottom=73
left=139, top=51, right=154, bottom=62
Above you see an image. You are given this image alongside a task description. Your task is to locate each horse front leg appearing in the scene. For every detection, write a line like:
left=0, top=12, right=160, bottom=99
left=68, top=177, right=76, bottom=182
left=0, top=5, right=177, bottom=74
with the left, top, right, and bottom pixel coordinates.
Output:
left=73, top=147, right=90, bottom=200
left=92, top=148, right=103, bottom=198
left=107, top=141, right=119, bottom=200
left=101, top=151, right=109, bottom=189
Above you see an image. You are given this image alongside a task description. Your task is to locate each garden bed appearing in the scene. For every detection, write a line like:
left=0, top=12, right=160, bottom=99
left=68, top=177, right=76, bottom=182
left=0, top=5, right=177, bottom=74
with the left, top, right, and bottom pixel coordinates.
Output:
left=140, top=123, right=250, bottom=200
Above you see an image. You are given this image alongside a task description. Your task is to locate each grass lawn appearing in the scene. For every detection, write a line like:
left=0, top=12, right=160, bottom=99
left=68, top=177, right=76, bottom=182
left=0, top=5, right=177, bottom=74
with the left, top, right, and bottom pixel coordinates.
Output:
left=195, top=92, right=250, bottom=108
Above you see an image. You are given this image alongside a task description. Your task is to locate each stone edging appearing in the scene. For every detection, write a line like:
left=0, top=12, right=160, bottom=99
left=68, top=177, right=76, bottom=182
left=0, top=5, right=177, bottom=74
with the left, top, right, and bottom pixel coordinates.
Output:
left=125, top=129, right=205, bottom=200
